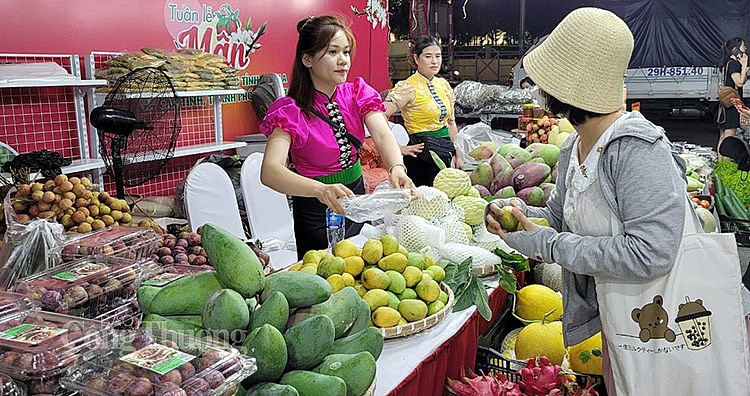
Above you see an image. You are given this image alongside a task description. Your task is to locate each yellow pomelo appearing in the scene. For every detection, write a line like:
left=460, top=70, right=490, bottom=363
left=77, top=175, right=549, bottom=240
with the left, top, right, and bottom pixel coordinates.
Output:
left=326, top=274, right=345, bottom=293
left=332, top=239, right=358, bottom=258
left=568, top=332, right=603, bottom=375
left=341, top=272, right=355, bottom=287
left=372, top=306, right=401, bottom=327
left=344, top=256, right=365, bottom=276
left=515, top=284, right=563, bottom=321
left=515, top=320, right=565, bottom=365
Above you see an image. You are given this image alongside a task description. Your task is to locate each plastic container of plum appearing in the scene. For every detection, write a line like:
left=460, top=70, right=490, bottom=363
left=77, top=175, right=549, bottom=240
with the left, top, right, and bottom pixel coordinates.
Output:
left=0, top=310, right=109, bottom=381
left=141, top=264, right=214, bottom=288
left=60, top=328, right=256, bottom=396
left=0, top=373, right=26, bottom=396
left=0, top=292, right=37, bottom=319
left=60, top=226, right=160, bottom=263
left=94, top=301, right=142, bottom=330
left=11, top=256, right=148, bottom=319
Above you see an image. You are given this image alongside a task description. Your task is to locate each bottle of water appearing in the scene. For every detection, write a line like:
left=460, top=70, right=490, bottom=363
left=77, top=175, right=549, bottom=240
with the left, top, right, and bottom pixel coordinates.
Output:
left=326, top=207, right=345, bottom=248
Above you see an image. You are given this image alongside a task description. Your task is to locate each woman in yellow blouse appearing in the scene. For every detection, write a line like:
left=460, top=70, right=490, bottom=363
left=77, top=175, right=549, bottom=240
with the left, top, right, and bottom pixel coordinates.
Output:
left=384, top=36, right=461, bottom=187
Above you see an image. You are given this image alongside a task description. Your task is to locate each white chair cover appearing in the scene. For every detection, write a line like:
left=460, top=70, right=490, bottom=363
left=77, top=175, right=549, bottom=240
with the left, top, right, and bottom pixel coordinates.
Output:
left=240, top=153, right=295, bottom=246
left=183, top=162, right=245, bottom=239
left=240, top=153, right=298, bottom=269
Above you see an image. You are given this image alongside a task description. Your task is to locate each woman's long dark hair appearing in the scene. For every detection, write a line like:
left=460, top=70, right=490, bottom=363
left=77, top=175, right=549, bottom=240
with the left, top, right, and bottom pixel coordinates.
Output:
left=287, top=15, right=356, bottom=115
left=720, top=36, right=745, bottom=72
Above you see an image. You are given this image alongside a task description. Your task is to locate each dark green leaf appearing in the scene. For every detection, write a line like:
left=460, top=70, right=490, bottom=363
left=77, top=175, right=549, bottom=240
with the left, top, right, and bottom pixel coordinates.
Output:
left=592, top=348, right=602, bottom=357
left=496, top=266, right=518, bottom=294
left=473, top=276, right=491, bottom=321
left=453, top=280, right=477, bottom=311
left=443, top=262, right=458, bottom=289
left=578, top=350, right=592, bottom=363
left=494, top=249, right=530, bottom=272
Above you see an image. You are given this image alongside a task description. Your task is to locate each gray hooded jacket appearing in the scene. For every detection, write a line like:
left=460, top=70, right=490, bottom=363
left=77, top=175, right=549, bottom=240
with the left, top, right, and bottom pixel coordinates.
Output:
left=488, top=111, right=687, bottom=346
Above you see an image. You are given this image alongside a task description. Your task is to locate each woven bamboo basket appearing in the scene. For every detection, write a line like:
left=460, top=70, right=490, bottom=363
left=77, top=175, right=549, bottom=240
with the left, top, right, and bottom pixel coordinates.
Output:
left=379, top=282, right=455, bottom=339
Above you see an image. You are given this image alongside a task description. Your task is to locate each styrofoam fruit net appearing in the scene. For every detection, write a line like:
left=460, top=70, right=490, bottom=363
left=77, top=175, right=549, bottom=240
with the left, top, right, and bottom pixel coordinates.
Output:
left=395, top=215, right=445, bottom=252
left=441, top=218, right=471, bottom=245
left=438, top=242, right=502, bottom=269
left=472, top=224, right=514, bottom=253
left=407, top=186, right=453, bottom=220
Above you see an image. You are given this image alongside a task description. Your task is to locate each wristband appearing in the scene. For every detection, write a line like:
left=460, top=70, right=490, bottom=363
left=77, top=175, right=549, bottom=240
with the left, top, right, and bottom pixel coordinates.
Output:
left=388, top=163, right=407, bottom=175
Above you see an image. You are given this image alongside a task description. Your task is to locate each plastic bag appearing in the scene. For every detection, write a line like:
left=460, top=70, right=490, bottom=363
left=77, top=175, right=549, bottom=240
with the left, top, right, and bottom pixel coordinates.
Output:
left=340, top=181, right=411, bottom=223
left=0, top=188, right=64, bottom=290
left=454, top=122, right=521, bottom=167
left=453, top=80, right=532, bottom=115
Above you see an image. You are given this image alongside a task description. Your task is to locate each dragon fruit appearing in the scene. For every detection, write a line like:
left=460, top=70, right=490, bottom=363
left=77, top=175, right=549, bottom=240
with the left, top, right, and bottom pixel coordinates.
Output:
left=445, top=367, right=519, bottom=396
left=517, top=356, right=569, bottom=395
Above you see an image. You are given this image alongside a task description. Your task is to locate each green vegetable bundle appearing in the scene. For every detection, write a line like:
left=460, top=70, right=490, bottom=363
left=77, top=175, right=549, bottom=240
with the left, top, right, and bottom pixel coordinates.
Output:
left=715, top=160, right=750, bottom=206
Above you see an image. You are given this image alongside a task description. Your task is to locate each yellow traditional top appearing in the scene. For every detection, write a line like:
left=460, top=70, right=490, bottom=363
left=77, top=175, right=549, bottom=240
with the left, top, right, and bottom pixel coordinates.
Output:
left=385, top=72, right=455, bottom=134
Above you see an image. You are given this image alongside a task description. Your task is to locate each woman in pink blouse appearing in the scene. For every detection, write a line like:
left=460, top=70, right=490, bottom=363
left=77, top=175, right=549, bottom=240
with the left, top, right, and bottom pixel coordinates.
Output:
left=259, top=15, right=414, bottom=257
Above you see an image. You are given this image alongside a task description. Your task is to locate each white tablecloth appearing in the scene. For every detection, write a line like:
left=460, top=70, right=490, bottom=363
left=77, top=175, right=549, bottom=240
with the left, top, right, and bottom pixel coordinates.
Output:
left=374, top=277, right=499, bottom=395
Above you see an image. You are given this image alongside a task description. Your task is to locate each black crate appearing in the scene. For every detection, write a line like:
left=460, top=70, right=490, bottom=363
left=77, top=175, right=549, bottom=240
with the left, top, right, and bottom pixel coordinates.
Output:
left=719, top=215, right=750, bottom=247
left=476, top=295, right=607, bottom=395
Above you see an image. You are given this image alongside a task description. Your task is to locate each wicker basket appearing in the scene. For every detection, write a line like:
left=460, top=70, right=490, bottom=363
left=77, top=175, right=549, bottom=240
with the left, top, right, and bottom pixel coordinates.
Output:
left=362, top=377, right=377, bottom=396
left=379, top=282, right=455, bottom=339
left=472, top=263, right=496, bottom=277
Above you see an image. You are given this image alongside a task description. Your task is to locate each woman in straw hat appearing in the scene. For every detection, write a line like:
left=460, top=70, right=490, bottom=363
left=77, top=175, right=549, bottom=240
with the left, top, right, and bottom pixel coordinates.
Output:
left=485, top=7, right=687, bottom=394
left=487, top=7, right=750, bottom=395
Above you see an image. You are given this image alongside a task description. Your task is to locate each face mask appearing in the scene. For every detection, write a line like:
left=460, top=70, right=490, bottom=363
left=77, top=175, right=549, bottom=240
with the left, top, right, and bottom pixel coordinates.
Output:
left=530, top=86, right=548, bottom=111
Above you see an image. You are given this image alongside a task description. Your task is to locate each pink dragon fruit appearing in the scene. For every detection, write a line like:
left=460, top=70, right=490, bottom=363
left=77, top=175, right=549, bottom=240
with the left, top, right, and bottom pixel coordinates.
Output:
left=517, top=356, right=569, bottom=395
left=446, top=367, right=521, bottom=396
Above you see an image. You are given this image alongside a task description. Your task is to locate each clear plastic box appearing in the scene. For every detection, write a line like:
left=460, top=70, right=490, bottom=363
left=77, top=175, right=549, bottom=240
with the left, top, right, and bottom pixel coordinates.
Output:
left=141, top=264, right=213, bottom=288
left=60, top=226, right=160, bottom=262
left=94, top=301, right=142, bottom=330
left=0, top=310, right=110, bottom=380
left=60, top=328, right=256, bottom=396
left=0, top=292, right=36, bottom=319
left=0, top=373, right=25, bottom=396
left=11, top=256, right=148, bottom=318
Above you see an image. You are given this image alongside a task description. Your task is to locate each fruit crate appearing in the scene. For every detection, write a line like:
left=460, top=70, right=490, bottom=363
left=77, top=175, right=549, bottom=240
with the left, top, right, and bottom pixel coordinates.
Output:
left=0, top=292, right=37, bottom=320
left=60, top=226, right=160, bottom=263
left=11, top=256, right=150, bottom=319
left=60, top=328, right=255, bottom=396
left=141, top=264, right=213, bottom=287
left=0, top=373, right=24, bottom=396
left=476, top=295, right=607, bottom=394
left=0, top=309, right=110, bottom=394
left=94, top=301, right=142, bottom=330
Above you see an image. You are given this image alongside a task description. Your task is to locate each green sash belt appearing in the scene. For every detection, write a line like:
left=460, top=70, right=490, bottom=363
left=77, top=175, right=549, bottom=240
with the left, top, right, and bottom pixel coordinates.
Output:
left=414, top=126, right=449, bottom=138
left=313, top=159, right=363, bottom=185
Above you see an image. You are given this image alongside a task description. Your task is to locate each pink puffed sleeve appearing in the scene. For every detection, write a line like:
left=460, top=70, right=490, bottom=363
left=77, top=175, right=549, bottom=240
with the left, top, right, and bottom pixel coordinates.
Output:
left=258, top=97, right=308, bottom=149
left=352, top=77, right=386, bottom=120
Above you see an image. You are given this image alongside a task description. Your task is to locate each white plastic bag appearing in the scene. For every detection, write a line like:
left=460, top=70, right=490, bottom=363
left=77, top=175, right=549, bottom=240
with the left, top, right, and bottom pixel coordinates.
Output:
left=340, top=181, right=411, bottom=223
left=0, top=188, right=64, bottom=289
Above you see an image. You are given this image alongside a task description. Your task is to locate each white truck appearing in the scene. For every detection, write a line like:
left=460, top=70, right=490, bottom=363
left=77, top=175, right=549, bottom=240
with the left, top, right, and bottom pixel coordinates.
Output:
left=510, top=39, right=721, bottom=119
left=508, top=0, right=749, bottom=120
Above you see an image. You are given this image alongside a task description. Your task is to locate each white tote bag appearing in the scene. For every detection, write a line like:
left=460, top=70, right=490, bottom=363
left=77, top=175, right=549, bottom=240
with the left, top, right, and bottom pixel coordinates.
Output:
left=595, top=196, right=750, bottom=395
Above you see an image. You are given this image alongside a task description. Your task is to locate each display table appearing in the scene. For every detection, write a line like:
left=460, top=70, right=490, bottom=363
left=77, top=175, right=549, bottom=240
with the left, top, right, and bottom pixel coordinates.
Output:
left=375, top=275, right=514, bottom=396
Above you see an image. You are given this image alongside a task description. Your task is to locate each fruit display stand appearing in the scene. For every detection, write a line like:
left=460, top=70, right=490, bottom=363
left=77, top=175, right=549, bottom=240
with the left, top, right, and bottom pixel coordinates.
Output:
left=375, top=274, right=517, bottom=396
left=379, top=282, right=455, bottom=339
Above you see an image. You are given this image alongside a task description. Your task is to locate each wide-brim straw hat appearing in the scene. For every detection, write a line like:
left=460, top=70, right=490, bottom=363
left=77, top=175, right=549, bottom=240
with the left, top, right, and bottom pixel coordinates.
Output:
left=524, top=7, right=634, bottom=114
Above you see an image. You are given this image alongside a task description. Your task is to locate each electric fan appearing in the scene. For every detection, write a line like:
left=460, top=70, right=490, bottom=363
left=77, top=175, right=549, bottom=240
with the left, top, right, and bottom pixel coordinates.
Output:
left=251, top=73, right=285, bottom=120
left=90, top=67, right=181, bottom=198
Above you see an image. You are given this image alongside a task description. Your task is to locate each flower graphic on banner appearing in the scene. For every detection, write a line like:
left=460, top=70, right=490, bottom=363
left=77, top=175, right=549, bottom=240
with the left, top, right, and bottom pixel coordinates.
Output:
left=216, top=4, right=267, bottom=56
left=350, top=0, right=388, bottom=29
left=168, top=2, right=267, bottom=69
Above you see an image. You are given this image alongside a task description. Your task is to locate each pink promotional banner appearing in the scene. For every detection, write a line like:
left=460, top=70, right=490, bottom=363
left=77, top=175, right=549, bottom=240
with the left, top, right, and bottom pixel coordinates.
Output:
left=0, top=0, right=390, bottom=138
